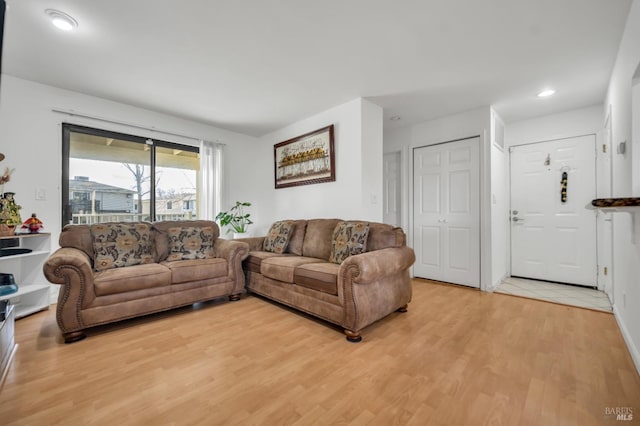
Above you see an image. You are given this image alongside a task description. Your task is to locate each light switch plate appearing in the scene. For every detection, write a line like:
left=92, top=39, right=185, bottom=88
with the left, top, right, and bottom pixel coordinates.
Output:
left=35, top=187, right=47, bottom=200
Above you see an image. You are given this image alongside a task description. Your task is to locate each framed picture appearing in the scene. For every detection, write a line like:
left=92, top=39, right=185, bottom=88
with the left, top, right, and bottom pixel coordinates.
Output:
left=274, top=124, right=335, bottom=189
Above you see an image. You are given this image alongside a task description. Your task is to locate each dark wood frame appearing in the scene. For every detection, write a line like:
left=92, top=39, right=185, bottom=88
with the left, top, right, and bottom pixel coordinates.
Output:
left=274, top=125, right=335, bottom=189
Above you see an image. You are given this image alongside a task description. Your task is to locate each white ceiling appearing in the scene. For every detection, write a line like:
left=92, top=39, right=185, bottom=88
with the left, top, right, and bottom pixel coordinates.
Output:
left=2, top=0, right=633, bottom=137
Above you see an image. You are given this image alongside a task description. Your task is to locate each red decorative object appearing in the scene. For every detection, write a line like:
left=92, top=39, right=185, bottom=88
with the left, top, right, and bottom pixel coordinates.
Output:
left=21, top=213, right=43, bottom=233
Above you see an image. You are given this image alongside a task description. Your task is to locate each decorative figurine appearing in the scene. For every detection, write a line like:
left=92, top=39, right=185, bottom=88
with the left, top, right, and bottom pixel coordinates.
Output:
left=22, top=213, right=44, bottom=233
left=0, top=192, right=22, bottom=236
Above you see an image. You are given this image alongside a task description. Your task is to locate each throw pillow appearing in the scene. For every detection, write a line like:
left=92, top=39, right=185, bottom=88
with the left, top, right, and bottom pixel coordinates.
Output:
left=91, top=223, right=154, bottom=271
left=329, top=221, right=370, bottom=264
left=263, top=220, right=295, bottom=254
left=166, top=226, right=215, bottom=261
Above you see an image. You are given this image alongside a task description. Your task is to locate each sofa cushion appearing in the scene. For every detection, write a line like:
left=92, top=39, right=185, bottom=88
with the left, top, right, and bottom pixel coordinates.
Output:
left=261, top=256, right=323, bottom=283
left=94, top=263, right=171, bottom=296
left=166, top=226, right=215, bottom=261
left=245, top=251, right=286, bottom=273
left=329, top=221, right=370, bottom=264
left=263, top=220, right=295, bottom=254
left=162, top=258, right=228, bottom=284
left=302, top=219, right=341, bottom=260
left=285, top=220, right=307, bottom=256
left=294, top=262, right=339, bottom=295
left=91, top=222, right=154, bottom=271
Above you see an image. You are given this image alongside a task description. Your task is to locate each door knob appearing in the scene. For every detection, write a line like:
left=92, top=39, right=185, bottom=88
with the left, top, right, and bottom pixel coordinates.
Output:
left=512, top=217, right=523, bottom=222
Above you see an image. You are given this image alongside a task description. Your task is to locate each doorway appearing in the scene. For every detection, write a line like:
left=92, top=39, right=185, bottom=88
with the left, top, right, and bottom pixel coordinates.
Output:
left=413, top=137, right=480, bottom=287
left=383, top=151, right=401, bottom=227
left=509, top=135, right=597, bottom=287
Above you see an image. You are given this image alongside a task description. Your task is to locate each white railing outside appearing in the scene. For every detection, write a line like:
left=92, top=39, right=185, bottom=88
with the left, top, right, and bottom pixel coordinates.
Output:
left=71, top=212, right=195, bottom=224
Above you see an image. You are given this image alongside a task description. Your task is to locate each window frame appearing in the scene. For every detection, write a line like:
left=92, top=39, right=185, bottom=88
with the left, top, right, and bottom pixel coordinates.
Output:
left=61, top=123, right=199, bottom=226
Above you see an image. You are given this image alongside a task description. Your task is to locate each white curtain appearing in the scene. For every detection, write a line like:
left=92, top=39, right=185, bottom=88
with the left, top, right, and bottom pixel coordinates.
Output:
left=199, top=140, right=223, bottom=220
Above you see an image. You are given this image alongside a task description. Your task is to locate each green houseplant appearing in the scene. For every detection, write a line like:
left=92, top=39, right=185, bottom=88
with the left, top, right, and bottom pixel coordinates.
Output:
left=215, top=201, right=253, bottom=237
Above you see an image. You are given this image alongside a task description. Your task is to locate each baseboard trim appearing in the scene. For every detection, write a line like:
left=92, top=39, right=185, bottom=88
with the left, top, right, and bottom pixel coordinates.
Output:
left=486, top=274, right=508, bottom=293
left=613, top=304, right=640, bottom=375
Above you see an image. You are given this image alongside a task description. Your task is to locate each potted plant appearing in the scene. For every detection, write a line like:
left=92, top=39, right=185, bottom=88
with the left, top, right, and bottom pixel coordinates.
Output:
left=215, top=201, right=253, bottom=238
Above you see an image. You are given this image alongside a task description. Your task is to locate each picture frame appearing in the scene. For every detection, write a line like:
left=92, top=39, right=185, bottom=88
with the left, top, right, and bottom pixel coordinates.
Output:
left=274, top=124, right=335, bottom=189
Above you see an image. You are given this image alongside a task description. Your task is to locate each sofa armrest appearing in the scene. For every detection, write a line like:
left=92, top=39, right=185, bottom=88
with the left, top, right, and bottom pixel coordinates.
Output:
left=43, top=247, right=95, bottom=286
left=214, top=239, right=250, bottom=294
left=42, top=247, right=97, bottom=333
left=338, top=247, right=415, bottom=335
left=340, top=246, right=415, bottom=284
left=234, top=236, right=265, bottom=252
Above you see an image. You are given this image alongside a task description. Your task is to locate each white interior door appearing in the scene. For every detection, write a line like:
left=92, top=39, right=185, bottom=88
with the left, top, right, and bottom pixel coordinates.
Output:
left=510, top=135, right=597, bottom=286
left=413, top=137, right=480, bottom=288
left=383, top=152, right=401, bottom=227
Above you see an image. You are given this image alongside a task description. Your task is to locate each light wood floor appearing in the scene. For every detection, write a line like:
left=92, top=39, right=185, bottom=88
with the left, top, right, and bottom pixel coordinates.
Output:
left=0, top=279, right=638, bottom=425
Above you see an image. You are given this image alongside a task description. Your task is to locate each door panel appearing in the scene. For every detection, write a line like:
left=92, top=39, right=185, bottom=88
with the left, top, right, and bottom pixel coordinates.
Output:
left=510, top=135, right=597, bottom=286
left=449, top=170, right=470, bottom=213
left=413, top=138, right=480, bottom=287
left=419, top=226, right=441, bottom=267
left=420, top=174, right=441, bottom=213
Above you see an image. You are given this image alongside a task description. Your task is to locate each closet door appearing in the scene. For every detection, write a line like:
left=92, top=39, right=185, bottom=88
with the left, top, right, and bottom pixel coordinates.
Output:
left=413, top=137, right=480, bottom=287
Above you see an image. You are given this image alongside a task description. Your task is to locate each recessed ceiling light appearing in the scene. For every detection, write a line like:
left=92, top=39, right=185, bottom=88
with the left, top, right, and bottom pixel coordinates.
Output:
left=45, top=9, right=78, bottom=31
left=537, top=89, right=556, bottom=98
left=389, top=116, right=401, bottom=121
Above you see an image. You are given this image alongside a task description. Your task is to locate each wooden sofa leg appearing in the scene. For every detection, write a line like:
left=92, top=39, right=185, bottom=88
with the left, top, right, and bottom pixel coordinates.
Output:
left=229, top=293, right=241, bottom=302
left=344, top=330, right=362, bottom=343
left=396, top=304, right=408, bottom=313
left=63, top=331, right=86, bottom=344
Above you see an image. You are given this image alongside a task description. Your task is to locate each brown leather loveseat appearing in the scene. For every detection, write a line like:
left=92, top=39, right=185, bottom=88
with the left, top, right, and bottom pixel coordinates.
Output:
left=43, top=220, right=249, bottom=343
left=240, top=219, right=415, bottom=342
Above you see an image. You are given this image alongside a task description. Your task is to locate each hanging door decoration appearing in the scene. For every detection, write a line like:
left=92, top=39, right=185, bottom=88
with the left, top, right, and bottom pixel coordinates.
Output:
left=560, top=170, right=568, bottom=203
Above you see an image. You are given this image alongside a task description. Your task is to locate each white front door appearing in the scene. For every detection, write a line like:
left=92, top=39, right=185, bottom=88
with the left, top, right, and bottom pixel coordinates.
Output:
left=383, top=152, right=401, bottom=227
left=413, top=137, right=480, bottom=287
left=510, top=135, right=597, bottom=286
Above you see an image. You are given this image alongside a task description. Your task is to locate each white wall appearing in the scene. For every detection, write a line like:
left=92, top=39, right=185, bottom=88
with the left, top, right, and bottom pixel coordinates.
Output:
left=604, top=0, right=640, bottom=373
left=384, top=107, right=495, bottom=291
left=255, top=98, right=384, bottom=236
left=361, top=99, right=384, bottom=214
left=0, top=75, right=258, bottom=243
left=506, top=104, right=604, bottom=146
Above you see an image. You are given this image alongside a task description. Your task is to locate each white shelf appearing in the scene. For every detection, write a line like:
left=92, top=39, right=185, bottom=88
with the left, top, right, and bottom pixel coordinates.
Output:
left=12, top=302, right=50, bottom=319
left=0, top=250, right=49, bottom=260
left=0, top=233, right=51, bottom=319
left=0, top=284, right=50, bottom=302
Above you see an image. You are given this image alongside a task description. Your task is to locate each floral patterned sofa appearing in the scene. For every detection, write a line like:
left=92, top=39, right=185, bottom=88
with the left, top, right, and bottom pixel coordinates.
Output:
left=240, top=219, right=415, bottom=342
left=43, top=220, right=249, bottom=343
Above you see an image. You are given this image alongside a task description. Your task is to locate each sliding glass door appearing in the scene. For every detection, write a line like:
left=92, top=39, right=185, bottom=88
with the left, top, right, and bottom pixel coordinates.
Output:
left=62, top=124, right=199, bottom=226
